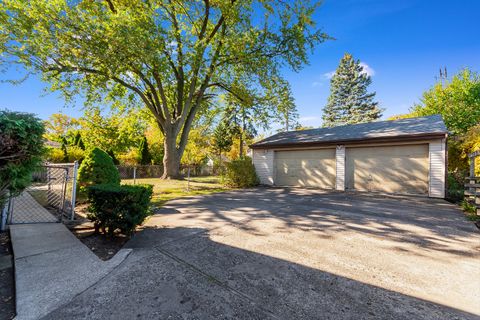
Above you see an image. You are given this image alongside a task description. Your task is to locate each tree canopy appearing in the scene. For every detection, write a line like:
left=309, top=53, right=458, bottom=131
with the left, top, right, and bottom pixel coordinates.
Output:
left=409, top=69, right=480, bottom=135
left=322, top=53, right=382, bottom=127
left=0, top=0, right=328, bottom=177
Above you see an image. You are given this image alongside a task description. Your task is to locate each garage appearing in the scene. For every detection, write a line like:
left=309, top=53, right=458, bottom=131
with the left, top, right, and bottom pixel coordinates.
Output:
left=275, top=149, right=336, bottom=188
left=345, top=144, right=429, bottom=194
left=251, top=115, right=448, bottom=198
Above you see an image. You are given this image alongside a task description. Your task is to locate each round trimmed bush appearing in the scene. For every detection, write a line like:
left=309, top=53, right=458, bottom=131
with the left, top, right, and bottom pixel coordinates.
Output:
left=78, top=147, right=120, bottom=189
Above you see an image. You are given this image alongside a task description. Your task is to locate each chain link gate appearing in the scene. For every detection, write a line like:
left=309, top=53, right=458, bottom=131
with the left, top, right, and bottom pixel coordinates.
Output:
left=5, top=162, right=78, bottom=225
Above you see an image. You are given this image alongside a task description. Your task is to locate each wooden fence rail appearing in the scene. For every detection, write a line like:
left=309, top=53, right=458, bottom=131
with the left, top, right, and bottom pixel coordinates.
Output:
left=465, top=151, right=480, bottom=216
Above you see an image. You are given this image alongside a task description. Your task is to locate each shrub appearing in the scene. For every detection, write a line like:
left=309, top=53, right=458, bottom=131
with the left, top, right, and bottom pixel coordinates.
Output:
left=446, top=171, right=465, bottom=203
left=0, top=110, right=45, bottom=207
left=67, top=145, right=85, bottom=163
left=78, top=147, right=120, bottom=189
left=87, top=184, right=153, bottom=236
left=46, top=147, right=66, bottom=163
left=223, top=157, right=259, bottom=188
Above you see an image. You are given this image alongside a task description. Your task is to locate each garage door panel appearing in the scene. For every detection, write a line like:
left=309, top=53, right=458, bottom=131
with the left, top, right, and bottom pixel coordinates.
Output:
left=346, top=145, right=429, bottom=195
left=275, top=149, right=335, bottom=188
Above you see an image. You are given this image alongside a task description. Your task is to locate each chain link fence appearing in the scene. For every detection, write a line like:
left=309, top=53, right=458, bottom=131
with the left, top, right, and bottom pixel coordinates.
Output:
left=117, top=165, right=164, bottom=181
left=4, top=162, right=78, bottom=225
left=117, top=164, right=214, bottom=182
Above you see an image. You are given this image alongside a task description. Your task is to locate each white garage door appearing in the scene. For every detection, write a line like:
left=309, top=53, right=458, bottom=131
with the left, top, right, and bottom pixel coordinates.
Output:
left=346, top=144, right=429, bottom=195
left=275, top=149, right=336, bottom=188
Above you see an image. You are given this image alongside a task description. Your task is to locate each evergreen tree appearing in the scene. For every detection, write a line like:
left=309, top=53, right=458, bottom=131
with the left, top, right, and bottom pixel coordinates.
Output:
left=60, top=136, right=69, bottom=162
left=73, top=131, right=85, bottom=150
left=138, top=136, right=152, bottom=165
left=107, top=149, right=120, bottom=165
left=322, top=53, right=382, bottom=127
left=212, top=121, right=234, bottom=158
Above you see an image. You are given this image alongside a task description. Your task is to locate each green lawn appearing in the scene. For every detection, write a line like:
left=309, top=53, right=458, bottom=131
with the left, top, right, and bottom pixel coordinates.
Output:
left=122, top=176, right=230, bottom=205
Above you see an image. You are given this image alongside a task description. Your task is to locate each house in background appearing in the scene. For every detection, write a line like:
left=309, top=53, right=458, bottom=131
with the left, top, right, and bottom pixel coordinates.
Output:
left=250, top=115, right=448, bottom=198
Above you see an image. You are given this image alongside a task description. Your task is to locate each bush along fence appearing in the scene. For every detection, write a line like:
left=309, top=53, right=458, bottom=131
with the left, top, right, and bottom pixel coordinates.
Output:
left=465, top=150, right=480, bottom=216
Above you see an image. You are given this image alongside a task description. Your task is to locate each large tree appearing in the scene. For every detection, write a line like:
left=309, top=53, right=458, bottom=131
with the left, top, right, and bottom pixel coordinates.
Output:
left=322, top=53, right=382, bottom=127
left=0, top=0, right=328, bottom=178
left=410, top=69, right=480, bottom=135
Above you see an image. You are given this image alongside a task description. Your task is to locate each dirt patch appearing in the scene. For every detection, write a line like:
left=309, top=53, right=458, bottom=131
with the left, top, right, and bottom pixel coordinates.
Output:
left=65, top=205, right=129, bottom=261
left=70, top=227, right=129, bottom=261
left=0, top=232, right=15, bottom=320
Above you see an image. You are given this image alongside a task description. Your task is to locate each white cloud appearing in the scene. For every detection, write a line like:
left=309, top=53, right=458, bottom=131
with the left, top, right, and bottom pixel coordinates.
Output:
left=299, top=116, right=320, bottom=123
left=359, top=62, right=375, bottom=77
left=323, top=71, right=336, bottom=79
left=311, top=81, right=323, bottom=87
left=321, top=62, right=375, bottom=81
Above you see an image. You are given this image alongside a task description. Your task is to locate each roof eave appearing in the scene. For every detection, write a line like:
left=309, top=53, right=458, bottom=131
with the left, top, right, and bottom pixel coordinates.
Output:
left=249, top=132, right=448, bottom=149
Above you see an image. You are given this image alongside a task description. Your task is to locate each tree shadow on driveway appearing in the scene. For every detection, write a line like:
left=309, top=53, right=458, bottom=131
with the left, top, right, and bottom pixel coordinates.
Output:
left=156, top=187, right=480, bottom=258
left=44, top=226, right=479, bottom=320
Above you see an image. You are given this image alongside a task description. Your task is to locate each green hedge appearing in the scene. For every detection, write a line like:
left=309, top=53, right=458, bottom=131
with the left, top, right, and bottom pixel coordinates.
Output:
left=223, top=157, right=259, bottom=188
left=0, top=110, right=45, bottom=207
left=87, top=184, right=153, bottom=236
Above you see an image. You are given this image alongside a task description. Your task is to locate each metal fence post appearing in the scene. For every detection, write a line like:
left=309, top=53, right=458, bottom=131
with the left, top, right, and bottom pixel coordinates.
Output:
left=70, top=161, right=78, bottom=220
left=0, top=198, right=8, bottom=231
left=133, top=166, right=137, bottom=185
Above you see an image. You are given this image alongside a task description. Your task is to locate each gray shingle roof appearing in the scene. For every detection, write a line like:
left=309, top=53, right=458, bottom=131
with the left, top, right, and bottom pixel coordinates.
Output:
left=251, top=115, right=447, bottom=148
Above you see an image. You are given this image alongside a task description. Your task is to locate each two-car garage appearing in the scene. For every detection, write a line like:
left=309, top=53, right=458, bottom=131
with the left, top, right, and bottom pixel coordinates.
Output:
left=273, top=144, right=429, bottom=195
left=251, top=115, right=447, bottom=198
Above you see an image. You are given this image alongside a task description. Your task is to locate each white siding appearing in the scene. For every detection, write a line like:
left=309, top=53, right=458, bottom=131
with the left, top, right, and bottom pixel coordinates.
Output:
left=252, top=149, right=274, bottom=185
left=429, top=139, right=446, bottom=198
left=335, top=145, right=345, bottom=191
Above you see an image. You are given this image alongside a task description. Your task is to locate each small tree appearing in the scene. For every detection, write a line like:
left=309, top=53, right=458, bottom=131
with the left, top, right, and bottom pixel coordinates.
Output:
left=60, top=136, right=69, bottom=162
left=138, top=136, right=152, bottom=165
left=212, top=121, right=234, bottom=159
left=78, top=148, right=120, bottom=189
left=0, top=110, right=45, bottom=207
left=322, top=53, right=382, bottom=127
left=72, top=132, right=85, bottom=150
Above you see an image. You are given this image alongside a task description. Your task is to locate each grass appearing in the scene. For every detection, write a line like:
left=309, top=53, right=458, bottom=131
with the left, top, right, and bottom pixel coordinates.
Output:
left=122, top=176, right=230, bottom=206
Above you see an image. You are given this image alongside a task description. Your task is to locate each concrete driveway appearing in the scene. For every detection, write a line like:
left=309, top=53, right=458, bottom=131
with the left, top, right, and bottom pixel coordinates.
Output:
left=44, top=188, right=480, bottom=319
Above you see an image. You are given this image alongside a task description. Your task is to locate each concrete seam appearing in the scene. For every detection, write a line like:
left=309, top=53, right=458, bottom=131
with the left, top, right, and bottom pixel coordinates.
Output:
left=155, top=246, right=281, bottom=319
left=37, top=249, right=133, bottom=319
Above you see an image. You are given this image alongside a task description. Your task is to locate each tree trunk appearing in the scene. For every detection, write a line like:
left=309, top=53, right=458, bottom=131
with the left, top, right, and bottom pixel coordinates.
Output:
left=162, top=132, right=181, bottom=179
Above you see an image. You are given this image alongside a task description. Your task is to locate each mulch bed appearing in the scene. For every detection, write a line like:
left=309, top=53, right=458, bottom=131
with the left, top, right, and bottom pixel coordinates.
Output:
left=0, top=231, right=15, bottom=320
left=66, top=203, right=129, bottom=261
left=69, top=227, right=129, bottom=261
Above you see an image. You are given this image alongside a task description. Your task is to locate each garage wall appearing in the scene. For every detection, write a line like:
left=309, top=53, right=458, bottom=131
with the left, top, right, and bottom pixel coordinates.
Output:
left=252, top=149, right=274, bottom=185
left=429, top=139, right=446, bottom=198
left=335, top=145, right=345, bottom=190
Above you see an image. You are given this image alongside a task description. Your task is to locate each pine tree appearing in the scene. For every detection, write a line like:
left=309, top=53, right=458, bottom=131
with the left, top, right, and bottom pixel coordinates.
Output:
left=60, top=136, right=69, bottom=162
left=138, top=136, right=152, bottom=165
left=73, top=131, right=85, bottom=150
left=322, top=53, right=382, bottom=127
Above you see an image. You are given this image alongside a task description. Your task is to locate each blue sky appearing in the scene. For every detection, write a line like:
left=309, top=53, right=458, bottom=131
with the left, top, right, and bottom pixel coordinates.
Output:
left=1, top=0, right=479, bottom=130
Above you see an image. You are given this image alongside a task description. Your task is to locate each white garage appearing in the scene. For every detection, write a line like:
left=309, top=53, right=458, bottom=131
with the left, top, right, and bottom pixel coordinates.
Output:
left=251, top=115, right=448, bottom=198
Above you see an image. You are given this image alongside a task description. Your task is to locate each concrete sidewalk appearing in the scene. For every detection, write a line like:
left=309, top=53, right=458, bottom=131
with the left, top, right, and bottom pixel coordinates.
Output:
left=10, top=223, right=131, bottom=320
